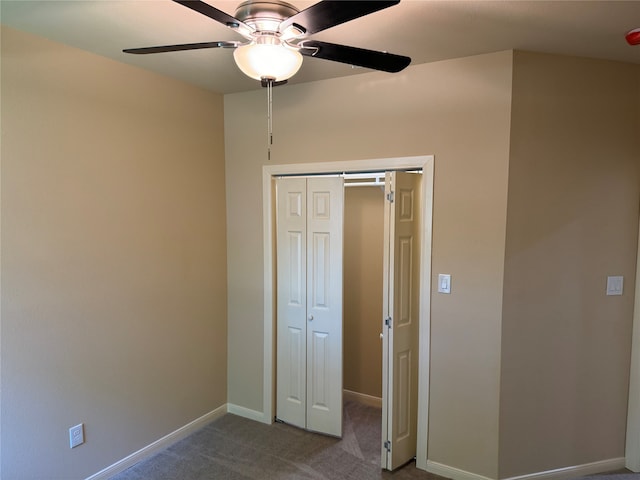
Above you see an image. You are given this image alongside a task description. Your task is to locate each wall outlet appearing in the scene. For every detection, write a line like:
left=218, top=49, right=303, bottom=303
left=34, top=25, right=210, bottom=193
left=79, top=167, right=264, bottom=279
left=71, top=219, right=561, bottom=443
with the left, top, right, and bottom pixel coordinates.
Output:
left=69, top=423, right=84, bottom=448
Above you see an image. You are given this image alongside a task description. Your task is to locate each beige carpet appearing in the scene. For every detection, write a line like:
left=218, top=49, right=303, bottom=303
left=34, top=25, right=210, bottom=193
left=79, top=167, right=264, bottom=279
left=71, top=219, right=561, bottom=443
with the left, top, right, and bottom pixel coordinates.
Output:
left=579, top=475, right=638, bottom=480
left=110, top=400, right=446, bottom=480
left=109, top=401, right=638, bottom=480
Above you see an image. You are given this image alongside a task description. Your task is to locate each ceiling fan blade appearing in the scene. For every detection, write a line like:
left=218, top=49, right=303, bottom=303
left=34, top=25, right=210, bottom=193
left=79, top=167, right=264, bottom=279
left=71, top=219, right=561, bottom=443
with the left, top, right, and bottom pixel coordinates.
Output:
left=280, top=1, right=399, bottom=36
left=173, top=0, right=253, bottom=37
left=123, top=41, right=240, bottom=55
left=298, top=40, right=411, bottom=73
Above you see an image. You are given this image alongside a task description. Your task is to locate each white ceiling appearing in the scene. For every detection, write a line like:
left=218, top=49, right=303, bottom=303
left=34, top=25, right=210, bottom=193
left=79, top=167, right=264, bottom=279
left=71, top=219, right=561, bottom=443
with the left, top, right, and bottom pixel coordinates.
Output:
left=1, top=0, right=639, bottom=94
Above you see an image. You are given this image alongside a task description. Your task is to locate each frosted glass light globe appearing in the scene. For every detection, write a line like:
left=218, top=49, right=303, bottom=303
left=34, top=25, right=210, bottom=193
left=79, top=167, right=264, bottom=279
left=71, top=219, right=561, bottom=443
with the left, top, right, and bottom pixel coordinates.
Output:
left=233, top=38, right=303, bottom=81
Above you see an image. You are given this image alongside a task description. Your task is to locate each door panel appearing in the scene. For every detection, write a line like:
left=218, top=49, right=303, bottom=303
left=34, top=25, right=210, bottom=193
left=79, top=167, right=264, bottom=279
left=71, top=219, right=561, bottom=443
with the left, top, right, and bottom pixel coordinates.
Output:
left=287, top=231, right=304, bottom=305
left=286, top=327, right=304, bottom=404
left=306, top=177, right=344, bottom=437
left=276, top=178, right=307, bottom=429
left=310, top=330, right=330, bottom=410
left=382, top=171, right=421, bottom=470
left=276, top=176, right=343, bottom=438
left=311, top=232, right=331, bottom=307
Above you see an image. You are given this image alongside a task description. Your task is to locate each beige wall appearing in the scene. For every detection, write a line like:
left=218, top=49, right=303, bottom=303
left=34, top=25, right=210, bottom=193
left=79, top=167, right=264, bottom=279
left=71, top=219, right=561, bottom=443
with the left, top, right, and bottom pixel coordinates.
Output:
left=225, top=51, right=514, bottom=478
left=499, top=52, right=640, bottom=478
left=344, top=186, right=384, bottom=398
left=5, top=30, right=634, bottom=480
left=1, top=27, right=228, bottom=479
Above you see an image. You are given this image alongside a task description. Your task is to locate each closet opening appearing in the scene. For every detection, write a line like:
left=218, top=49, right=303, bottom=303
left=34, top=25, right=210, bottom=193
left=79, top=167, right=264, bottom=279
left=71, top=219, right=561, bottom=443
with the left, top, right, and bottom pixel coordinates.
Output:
left=274, top=168, right=424, bottom=471
left=262, top=156, right=434, bottom=472
left=343, top=177, right=386, bottom=468
left=343, top=174, right=385, bottom=411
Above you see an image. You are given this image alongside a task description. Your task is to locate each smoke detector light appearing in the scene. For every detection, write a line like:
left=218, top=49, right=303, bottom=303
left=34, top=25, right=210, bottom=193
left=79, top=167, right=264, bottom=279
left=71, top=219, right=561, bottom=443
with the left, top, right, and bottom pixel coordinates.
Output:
left=625, top=28, right=640, bottom=46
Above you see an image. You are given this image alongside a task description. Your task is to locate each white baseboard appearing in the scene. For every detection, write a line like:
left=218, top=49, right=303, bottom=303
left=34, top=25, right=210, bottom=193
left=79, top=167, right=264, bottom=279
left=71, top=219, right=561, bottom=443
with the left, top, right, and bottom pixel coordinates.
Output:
left=344, top=389, right=383, bottom=408
left=503, top=457, right=626, bottom=480
left=427, top=460, right=494, bottom=480
left=86, top=404, right=227, bottom=480
left=227, top=403, right=270, bottom=424
left=427, top=457, right=626, bottom=480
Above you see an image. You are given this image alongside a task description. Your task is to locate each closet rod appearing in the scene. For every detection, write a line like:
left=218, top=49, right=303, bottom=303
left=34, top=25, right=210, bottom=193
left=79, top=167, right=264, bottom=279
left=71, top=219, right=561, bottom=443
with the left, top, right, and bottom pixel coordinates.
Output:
left=274, top=169, right=420, bottom=188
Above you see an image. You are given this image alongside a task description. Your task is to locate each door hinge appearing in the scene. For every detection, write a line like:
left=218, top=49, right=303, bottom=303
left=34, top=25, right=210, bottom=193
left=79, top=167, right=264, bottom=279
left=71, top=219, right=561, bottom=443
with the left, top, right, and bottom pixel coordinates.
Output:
left=384, top=440, right=391, bottom=452
left=385, top=317, right=392, bottom=328
left=386, top=191, right=394, bottom=203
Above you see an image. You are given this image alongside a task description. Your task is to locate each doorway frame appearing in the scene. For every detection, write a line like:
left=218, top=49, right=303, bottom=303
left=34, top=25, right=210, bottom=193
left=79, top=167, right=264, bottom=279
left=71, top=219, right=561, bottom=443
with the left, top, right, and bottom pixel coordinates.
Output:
left=626, top=218, right=640, bottom=471
left=261, top=155, right=434, bottom=470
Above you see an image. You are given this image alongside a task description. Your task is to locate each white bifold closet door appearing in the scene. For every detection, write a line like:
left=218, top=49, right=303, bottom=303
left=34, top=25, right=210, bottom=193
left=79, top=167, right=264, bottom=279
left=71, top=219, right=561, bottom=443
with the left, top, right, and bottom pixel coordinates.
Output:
left=276, top=176, right=344, bottom=438
left=381, top=171, right=421, bottom=470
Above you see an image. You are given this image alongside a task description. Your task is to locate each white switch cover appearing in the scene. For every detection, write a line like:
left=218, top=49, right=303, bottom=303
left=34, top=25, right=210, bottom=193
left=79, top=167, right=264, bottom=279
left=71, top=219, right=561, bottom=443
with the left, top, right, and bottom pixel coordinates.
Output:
left=606, top=276, right=624, bottom=296
left=69, top=423, right=84, bottom=448
left=438, top=274, right=451, bottom=294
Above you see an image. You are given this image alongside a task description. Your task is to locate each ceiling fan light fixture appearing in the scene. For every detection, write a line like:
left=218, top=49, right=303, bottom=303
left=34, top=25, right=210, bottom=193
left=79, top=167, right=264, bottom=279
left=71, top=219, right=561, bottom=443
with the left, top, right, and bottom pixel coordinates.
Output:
left=233, top=35, right=303, bottom=81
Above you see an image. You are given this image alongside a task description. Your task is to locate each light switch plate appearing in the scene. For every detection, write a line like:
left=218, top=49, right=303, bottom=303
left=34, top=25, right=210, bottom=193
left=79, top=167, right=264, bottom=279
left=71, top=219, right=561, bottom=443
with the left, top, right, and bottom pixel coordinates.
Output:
left=69, top=423, right=84, bottom=448
left=606, top=276, right=623, bottom=296
left=438, top=274, right=451, bottom=294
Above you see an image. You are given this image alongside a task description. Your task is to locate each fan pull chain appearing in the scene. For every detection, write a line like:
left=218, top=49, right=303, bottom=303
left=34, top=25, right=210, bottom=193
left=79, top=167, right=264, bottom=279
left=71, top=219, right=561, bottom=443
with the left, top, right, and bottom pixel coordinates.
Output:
left=265, top=77, right=274, bottom=161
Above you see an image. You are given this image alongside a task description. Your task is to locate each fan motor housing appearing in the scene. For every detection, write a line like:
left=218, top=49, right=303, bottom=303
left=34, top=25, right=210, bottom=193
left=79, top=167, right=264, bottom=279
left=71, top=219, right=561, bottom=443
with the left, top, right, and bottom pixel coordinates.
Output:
left=235, top=0, right=300, bottom=32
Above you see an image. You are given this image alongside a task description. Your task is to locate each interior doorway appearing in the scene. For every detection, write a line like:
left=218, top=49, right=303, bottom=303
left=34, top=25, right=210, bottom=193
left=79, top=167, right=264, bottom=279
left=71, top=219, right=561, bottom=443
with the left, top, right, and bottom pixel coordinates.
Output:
left=274, top=170, right=421, bottom=469
left=262, top=156, right=434, bottom=471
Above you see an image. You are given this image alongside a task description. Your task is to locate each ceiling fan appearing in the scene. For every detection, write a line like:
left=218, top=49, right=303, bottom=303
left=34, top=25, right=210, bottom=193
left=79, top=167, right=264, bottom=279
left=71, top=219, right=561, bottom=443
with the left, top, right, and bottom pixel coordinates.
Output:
left=123, top=0, right=411, bottom=86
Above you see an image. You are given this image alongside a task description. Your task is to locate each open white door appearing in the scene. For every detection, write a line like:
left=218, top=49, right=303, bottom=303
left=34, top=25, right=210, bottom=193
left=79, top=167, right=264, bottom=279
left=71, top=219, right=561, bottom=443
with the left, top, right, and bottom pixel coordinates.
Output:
left=276, top=176, right=344, bottom=438
left=381, top=171, right=421, bottom=470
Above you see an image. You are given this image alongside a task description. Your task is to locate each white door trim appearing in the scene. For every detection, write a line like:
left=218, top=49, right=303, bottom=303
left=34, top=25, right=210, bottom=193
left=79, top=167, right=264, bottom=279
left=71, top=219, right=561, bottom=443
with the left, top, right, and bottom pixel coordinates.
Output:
left=626, top=217, right=640, bottom=471
left=262, top=155, right=434, bottom=470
